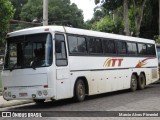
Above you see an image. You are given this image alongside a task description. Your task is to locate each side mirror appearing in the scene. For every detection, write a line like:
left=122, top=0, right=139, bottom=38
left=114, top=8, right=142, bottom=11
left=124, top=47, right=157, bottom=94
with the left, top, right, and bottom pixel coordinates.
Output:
left=55, top=41, right=62, bottom=53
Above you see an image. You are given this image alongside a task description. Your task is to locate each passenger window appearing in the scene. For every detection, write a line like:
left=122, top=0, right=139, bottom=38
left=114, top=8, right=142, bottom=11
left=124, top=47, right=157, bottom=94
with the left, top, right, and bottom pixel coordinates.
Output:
left=103, top=39, right=116, bottom=54
left=55, top=34, right=67, bottom=66
left=117, top=41, right=127, bottom=54
left=147, top=44, right=156, bottom=56
left=138, top=43, right=147, bottom=55
left=68, top=36, right=87, bottom=53
left=89, top=38, right=102, bottom=53
left=127, top=42, right=137, bottom=55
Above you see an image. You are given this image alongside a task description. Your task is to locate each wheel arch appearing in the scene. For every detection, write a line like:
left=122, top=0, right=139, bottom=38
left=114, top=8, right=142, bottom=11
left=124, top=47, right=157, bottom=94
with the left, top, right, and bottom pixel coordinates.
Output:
left=132, top=72, right=139, bottom=80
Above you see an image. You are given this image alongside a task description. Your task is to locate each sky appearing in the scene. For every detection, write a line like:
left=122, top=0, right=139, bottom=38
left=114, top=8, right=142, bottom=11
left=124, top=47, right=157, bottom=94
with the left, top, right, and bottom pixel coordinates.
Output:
left=70, top=0, right=96, bottom=21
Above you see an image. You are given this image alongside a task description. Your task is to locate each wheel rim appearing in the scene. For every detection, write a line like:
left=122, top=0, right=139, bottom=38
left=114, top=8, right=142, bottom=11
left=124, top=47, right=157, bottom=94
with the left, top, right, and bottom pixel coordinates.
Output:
left=78, top=82, right=84, bottom=97
left=140, top=77, right=145, bottom=85
left=131, top=78, right=136, bottom=89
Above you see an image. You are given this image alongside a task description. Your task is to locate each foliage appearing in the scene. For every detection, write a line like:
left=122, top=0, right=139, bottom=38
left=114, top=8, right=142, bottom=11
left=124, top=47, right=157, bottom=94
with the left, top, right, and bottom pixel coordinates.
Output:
left=92, top=0, right=148, bottom=37
left=20, top=0, right=84, bottom=28
left=84, top=9, right=105, bottom=29
left=154, top=35, right=160, bottom=44
left=91, top=11, right=124, bottom=34
left=0, top=0, right=15, bottom=45
left=9, top=0, right=28, bottom=20
left=92, top=16, right=115, bottom=32
left=140, top=0, right=159, bottom=39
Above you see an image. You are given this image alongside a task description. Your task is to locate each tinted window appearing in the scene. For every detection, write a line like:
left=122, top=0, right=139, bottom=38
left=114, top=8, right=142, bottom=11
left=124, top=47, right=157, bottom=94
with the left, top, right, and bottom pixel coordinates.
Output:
left=89, top=38, right=102, bottom=53
left=127, top=42, right=137, bottom=55
left=68, top=36, right=87, bottom=53
left=55, top=34, right=67, bottom=66
left=5, top=34, right=53, bottom=70
left=138, top=43, right=147, bottom=55
left=147, top=44, right=156, bottom=56
left=103, top=39, right=116, bottom=54
left=117, top=41, right=127, bottom=54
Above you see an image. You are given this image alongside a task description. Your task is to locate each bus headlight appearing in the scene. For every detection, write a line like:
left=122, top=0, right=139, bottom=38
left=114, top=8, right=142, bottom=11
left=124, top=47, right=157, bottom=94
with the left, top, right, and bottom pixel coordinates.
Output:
left=8, top=92, right=11, bottom=97
left=4, top=92, right=7, bottom=97
left=37, top=91, right=42, bottom=96
left=43, top=90, right=48, bottom=96
left=32, top=94, right=36, bottom=98
left=12, top=95, right=16, bottom=98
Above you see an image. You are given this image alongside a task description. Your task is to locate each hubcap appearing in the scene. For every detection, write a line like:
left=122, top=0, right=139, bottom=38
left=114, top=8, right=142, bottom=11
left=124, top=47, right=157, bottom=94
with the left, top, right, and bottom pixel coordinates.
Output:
left=140, top=77, right=144, bottom=85
left=78, top=83, right=84, bottom=97
left=132, top=78, right=136, bottom=88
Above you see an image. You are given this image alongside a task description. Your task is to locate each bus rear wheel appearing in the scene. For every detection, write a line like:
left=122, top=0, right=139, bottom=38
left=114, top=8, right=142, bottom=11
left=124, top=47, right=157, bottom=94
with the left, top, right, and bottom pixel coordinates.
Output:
left=74, top=79, right=85, bottom=102
left=138, top=73, right=146, bottom=90
left=130, top=74, right=137, bottom=92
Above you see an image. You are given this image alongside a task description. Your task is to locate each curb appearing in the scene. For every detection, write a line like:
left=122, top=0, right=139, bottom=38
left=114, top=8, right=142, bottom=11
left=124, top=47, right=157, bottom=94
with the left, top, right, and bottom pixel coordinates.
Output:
left=0, top=100, right=34, bottom=108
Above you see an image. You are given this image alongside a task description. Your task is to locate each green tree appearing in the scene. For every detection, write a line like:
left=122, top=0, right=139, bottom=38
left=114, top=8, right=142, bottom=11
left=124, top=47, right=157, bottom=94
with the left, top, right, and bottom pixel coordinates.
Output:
left=0, top=0, right=15, bottom=45
left=140, top=0, right=159, bottom=39
left=94, top=0, right=147, bottom=36
left=92, top=16, right=115, bottom=32
left=9, top=0, right=28, bottom=20
left=91, top=8, right=124, bottom=34
left=20, top=0, right=84, bottom=28
left=155, top=35, right=160, bottom=43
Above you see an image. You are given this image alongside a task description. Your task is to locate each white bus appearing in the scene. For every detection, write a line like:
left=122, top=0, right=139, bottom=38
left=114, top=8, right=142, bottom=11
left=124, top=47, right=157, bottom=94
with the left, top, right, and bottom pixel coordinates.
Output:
left=1, top=26, right=159, bottom=102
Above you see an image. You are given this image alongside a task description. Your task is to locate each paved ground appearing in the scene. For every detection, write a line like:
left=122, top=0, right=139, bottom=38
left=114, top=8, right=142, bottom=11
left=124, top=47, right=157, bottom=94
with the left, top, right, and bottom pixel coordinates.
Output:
left=0, top=81, right=160, bottom=119
left=0, top=95, right=33, bottom=108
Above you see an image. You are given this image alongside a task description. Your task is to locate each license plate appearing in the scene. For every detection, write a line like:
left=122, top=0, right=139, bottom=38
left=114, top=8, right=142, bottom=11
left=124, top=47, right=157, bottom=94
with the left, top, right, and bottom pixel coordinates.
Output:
left=19, top=93, right=28, bottom=97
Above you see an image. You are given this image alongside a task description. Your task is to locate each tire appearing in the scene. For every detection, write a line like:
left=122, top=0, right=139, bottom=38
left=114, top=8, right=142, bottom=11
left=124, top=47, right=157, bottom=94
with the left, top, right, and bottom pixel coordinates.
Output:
left=138, top=73, right=146, bottom=90
left=33, top=99, right=45, bottom=103
left=74, top=79, right=85, bottom=102
left=130, top=74, right=137, bottom=92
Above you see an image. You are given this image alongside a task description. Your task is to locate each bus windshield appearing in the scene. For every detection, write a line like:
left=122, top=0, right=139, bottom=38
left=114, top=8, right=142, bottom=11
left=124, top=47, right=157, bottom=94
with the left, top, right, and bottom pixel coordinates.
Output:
left=4, top=33, right=53, bottom=70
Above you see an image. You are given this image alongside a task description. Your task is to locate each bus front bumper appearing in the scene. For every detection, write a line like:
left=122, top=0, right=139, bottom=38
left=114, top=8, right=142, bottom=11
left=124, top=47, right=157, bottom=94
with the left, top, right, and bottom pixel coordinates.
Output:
left=2, top=86, right=54, bottom=101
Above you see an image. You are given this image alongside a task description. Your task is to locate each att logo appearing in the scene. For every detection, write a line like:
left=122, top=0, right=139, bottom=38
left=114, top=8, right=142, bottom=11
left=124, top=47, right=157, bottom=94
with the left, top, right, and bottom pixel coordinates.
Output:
left=103, top=58, right=123, bottom=67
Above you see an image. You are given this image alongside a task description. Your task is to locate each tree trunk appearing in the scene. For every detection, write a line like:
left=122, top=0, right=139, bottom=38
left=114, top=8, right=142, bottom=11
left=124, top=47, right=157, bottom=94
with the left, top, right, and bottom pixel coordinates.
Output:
left=134, top=0, right=146, bottom=37
left=123, top=0, right=130, bottom=36
left=113, top=8, right=118, bottom=21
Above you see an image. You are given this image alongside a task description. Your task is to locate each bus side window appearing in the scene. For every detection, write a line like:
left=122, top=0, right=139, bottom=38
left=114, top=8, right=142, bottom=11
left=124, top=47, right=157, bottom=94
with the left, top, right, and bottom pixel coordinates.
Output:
left=127, top=42, right=138, bottom=55
left=147, top=44, right=156, bottom=56
left=138, top=43, right=147, bottom=55
left=89, top=38, right=102, bottom=54
left=55, top=34, right=68, bottom=66
left=116, top=41, right=127, bottom=55
left=103, top=39, right=116, bottom=54
left=68, top=35, right=87, bottom=53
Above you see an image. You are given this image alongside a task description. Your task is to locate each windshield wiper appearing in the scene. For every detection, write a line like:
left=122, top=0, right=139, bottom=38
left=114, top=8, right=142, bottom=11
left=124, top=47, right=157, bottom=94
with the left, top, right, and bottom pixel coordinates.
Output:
left=10, top=63, right=17, bottom=72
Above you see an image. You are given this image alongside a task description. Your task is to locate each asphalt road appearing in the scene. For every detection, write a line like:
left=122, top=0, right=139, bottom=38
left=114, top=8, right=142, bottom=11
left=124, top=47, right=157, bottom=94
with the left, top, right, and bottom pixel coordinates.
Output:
left=1, top=80, right=160, bottom=120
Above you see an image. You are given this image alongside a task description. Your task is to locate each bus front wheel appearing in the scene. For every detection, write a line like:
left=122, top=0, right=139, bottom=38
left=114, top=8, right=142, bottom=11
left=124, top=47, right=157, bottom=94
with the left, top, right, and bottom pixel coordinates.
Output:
left=74, top=79, right=85, bottom=102
left=130, top=74, right=137, bottom=92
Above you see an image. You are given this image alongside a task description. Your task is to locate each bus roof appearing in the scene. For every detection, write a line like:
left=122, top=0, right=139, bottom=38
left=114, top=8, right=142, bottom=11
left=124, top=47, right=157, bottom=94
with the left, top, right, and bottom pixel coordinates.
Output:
left=7, top=25, right=155, bottom=44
